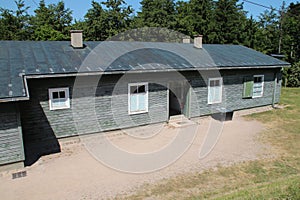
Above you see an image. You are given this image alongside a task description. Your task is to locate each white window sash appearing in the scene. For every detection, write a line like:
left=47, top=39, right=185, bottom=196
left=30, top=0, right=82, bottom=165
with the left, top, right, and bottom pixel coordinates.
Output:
left=252, top=75, right=264, bottom=98
left=208, top=78, right=222, bottom=104
left=49, top=87, right=70, bottom=110
left=128, top=83, right=148, bottom=114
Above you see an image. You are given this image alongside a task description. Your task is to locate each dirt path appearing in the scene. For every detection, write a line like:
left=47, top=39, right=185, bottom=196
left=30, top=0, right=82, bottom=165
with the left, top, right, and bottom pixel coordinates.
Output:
left=0, top=116, right=270, bottom=200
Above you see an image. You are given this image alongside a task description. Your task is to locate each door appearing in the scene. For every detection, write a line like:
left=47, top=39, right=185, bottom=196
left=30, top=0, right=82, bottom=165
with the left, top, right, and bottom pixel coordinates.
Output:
left=168, top=81, right=190, bottom=117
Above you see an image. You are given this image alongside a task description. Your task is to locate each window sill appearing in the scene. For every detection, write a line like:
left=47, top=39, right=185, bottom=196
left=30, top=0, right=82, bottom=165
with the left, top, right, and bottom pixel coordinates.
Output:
left=208, top=101, right=222, bottom=105
left=129, top=111, right=148, bottom=115
left=50, top=106, right=71, bottom=111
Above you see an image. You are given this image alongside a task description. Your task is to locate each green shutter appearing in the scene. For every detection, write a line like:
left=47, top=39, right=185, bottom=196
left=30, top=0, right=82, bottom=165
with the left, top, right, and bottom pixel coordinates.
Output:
left=243, top=77, right=253, bottom=98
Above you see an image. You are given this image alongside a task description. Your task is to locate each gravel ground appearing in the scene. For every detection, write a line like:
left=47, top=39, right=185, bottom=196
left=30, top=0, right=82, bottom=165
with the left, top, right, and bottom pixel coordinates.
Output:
left=0, top=116, right=271, bottom=200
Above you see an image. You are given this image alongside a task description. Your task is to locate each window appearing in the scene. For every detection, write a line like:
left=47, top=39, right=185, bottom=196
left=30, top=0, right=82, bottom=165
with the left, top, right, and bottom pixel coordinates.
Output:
left=253, top=75, right=264, bottom=98
left=243, top=75, right=264, bottom=98
left=208, top=78, right=222, bottom=104
left=128, top=83, right=148, bottom=114
left=49, top=87, right=70, bottom=110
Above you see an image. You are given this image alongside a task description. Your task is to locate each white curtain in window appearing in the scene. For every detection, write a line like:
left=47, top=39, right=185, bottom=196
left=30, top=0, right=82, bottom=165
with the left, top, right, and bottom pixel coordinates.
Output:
left=130, top=95, right=138, bottom=112
left=138, top=93, right=146, bottom=111
left=253, top=82, right=263, bottom=97
left=208, top=81, right=222, bottom=103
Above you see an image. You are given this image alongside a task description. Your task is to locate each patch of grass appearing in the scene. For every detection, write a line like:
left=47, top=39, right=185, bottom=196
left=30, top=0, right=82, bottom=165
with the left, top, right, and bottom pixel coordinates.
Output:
left=215, top=175, right=300, bottom=200
left=247, top=88, right=300, bottom=169
left=123, top=88, right=300, bottom=200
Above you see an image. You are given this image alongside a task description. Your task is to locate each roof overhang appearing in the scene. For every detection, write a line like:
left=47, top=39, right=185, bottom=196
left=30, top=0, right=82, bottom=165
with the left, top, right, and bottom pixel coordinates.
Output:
left=25, top=65, right=289, bottom=79
left=0, top=76, right=30, bottom=103
left=0, top=96, right=29, bottom=103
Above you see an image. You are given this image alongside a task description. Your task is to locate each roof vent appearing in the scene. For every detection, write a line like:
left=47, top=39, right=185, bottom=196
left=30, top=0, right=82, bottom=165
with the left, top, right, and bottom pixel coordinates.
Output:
left=194, top=35, right=203, bottom=49
left=70, top=30, right=83, bottom=48
left=183, top=36, right=191, bottom=44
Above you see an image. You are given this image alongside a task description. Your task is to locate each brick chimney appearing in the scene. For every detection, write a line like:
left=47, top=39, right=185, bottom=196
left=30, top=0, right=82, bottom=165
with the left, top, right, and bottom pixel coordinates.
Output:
left=194, top=35, right=203, bottom=49
left=70, top=30, right=83, bottom=48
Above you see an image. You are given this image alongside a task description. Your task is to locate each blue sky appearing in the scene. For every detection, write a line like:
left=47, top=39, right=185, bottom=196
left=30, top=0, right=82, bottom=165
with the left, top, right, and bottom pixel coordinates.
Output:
left=0, top=0, right=298, bottom=21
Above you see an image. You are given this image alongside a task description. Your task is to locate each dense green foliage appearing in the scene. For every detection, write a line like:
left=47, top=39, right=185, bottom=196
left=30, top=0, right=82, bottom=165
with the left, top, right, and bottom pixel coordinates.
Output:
left=74, top=0, right=133, bottom=41
left=0, top=0, right=299, bottom=86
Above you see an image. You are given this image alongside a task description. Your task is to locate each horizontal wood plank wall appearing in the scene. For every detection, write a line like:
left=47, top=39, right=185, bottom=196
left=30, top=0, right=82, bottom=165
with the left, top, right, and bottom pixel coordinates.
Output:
left=185, top=68, right=282, bottom=118
left=20, top=74, right=169, bottom=141
left=0, top=103, right=24, bottom=166
left=20, top=68, right=282, bottom=145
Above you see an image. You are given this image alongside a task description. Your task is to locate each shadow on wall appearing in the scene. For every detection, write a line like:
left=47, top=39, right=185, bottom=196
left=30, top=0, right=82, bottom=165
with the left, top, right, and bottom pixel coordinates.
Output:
left=20, top=100, right=61, bottom=166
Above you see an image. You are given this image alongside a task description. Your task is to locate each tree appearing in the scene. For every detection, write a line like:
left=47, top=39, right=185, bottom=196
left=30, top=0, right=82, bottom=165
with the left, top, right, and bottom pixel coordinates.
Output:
left=174, top=1, right=194, bottom=36
left=0, top=0, right=30, bottom=40
left=243, top=16, right=258, bottom=49
left=282, top=2, right=300, bottom=62
left=81, top=0, right=107, bottom=41
left=283, top=61, right=300, bottom=87
left=212, top=0, right=247, bottom=44
left=174, top=0, right=215, bottom=41
left=30, top=0, right=72, bottom=40
left=255, top=8, right=280, bottom=54
left=0, top=9, right=17, bottom=40
left=82, top=0, right=133, bottom=41
left=280, top=2, right=300, bottom=87
left=102, top=0, right=134, bottom=37
left=135, top=0, right=176, bottom=28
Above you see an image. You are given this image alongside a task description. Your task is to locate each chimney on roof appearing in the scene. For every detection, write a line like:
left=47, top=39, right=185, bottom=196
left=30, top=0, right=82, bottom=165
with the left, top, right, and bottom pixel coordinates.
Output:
left=194, top=35, right=203, bottom=49
left=70, top=30, right=83, bottom=48
left=183, top=36, right=191, bottom=44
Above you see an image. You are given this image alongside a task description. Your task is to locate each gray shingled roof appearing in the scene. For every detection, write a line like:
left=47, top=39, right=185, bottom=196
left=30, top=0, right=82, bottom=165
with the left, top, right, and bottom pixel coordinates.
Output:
left=0, top=41, right=289, bottom=100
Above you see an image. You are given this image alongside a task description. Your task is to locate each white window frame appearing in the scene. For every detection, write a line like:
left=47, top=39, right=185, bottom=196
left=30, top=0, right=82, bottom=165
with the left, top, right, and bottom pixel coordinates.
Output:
left=208, top=77, right=223, bottom=104
left=128, top=82, right=149, bottom=115
left=252, top=75, right=264, bottom=98
left=48, top=87, right=70, bottom=110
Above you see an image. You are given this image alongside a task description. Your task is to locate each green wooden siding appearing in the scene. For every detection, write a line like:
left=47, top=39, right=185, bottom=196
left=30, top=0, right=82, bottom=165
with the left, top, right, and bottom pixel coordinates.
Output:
left=186, top=68, right=282, bottom=117
left=20, top=68, right=282, bottom=146
left=0, top=103, right=24, bottom=165
left=20, top=74, right=169, bottom=142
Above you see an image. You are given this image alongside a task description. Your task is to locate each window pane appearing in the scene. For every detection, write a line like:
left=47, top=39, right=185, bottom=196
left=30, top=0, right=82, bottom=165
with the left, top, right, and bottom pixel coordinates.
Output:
left=253, top=84, right=262, bottom=89
left=59, top=91, right=66, bottom=98
left=130, top=95, right=138, bottom=112
left=254, top=77, right=262, bottom=83
left=52, top=99, right=67, bottom=108
left=138, top=94, right=146, bottom=111
left=138, top=85, right=146, bottom=93
left=253, top=86, right=262, bottom=94
left=52, top=99, right=60, bottom=104
left=49, top=88, right=70, bottom=110
left=129, top=84, right=148, bottom=113
left=253, top=83, right=263, bottom=96
left=130, top=86, right=138, bottom=94
left=208, top=87, right=214, bottom=103
left=53, top=92, right=59, bottom=99
left=214, top=87, right=221, bottom=102
left=208, top=80, right=222, bottom=103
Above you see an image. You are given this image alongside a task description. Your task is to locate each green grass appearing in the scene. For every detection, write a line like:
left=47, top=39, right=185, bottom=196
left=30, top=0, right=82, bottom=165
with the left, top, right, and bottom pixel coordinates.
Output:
left=215, top=176, right=300, bottom=200
left=122, top=88, right=300, bottom=200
